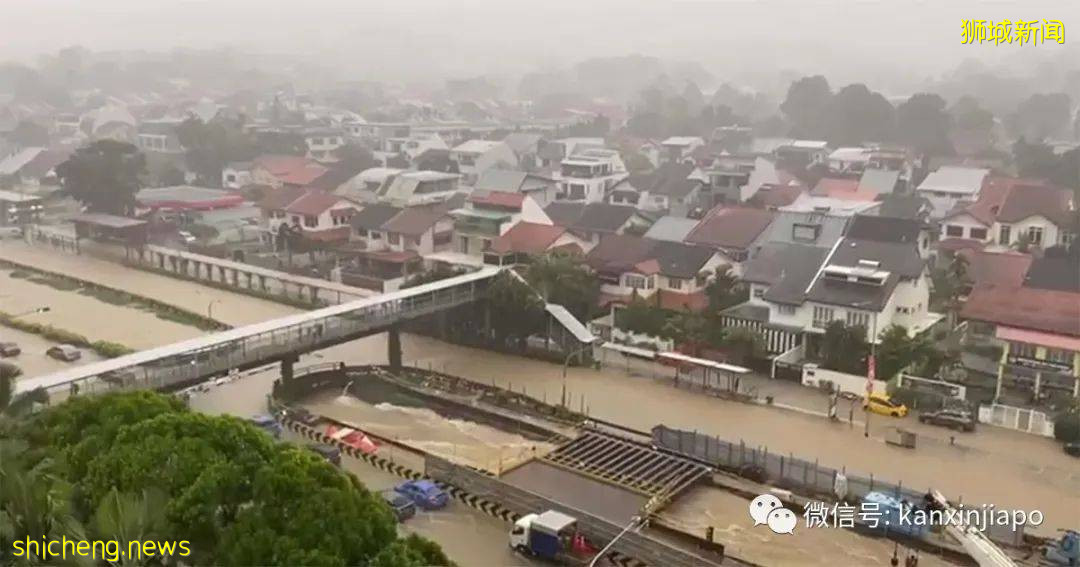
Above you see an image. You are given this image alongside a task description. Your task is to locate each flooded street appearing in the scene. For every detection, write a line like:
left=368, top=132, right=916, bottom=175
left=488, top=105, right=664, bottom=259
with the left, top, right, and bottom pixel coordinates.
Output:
left=302, top=389, right=553, bottom=472
left=0, top=325, right=105, bottom=377
left=2, top=268, right=205, bottom=348
left=663, top=486, right=953, bottom=567
left=15, top=245, right=1079, bottom=549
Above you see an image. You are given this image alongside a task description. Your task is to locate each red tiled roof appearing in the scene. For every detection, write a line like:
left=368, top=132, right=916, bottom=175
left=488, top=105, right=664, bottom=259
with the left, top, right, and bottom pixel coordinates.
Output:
left=959, top=250, right=1033, bottom=288
left=469, top=190, right=525, bottom=210
left=749, top=183, right=804, bottom=209
left=253, top=154, right=328, bottom=186
left=997, top=183, right=1072, bottom=227
left=686, top=206, right=775, bottom=250
left=300, top=226, right=352, bottom=242
left=490, top=222, right=566, bottom=254
left=258, top=187, right=304, bottom=211
left=812, top=177, right=877, bottom=202
left=633, top=259, right=661, bottom=275
left=943, top=176, right=1053, bottom=226
left=285, top=190, right=349, bottom=216
left=961, top=284, right=1080, bottom=336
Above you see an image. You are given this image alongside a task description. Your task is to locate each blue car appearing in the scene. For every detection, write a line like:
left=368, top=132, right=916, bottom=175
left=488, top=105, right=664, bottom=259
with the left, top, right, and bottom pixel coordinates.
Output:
left=394, top=480, right=448, bottom=510
left=250, top=414, right=282, bottom=439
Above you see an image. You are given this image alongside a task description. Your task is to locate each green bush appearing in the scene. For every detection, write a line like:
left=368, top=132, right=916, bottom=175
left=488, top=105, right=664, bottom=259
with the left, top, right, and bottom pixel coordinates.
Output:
left=1054, top=404, right=1080, bottom=443
left=8, top=270, right=30, bottom=279
left=27, top=275, right=82, bottom=292
left=90, top=340, right=135, bottom=358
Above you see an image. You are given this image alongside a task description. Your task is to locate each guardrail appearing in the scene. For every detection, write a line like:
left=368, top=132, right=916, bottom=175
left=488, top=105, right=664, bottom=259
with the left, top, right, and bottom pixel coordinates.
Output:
left=426, top=456, right=726, bottom=567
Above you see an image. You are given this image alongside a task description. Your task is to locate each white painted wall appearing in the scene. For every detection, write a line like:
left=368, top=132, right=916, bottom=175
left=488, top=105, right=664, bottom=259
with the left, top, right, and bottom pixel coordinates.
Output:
left=802, top=364, right=888, bottom=396
left=940, top=213, right=991, bottom=241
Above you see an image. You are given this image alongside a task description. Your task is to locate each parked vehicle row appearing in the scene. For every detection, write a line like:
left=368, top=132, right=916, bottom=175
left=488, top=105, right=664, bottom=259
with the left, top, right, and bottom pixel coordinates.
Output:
left=0, top=341, right=83, bottom=361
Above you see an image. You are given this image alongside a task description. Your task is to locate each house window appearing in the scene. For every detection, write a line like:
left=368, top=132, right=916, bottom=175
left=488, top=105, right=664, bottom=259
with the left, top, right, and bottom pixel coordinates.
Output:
left=274, top=211, right=286, bottom=219
left=669, top=278, right=683, bottom=291
left=388, top=233, right=401, bottom=245
left=370, top=231, right=382, bottom=240
left=291, top=215, right=301, bottom=225
left=846, top=311, right=870, bottom=329
left=752, top=286, right=764, bottom=298
left=226, top=174, right=236, bottom=182
left=969, top=227, right=987, bottom=240
left=356, top=228, right=368, bottom=237
left=945, top=225, right=963, bottom=238
left=812, top=306, right=834, bottom=329
left=1046, top=348, right=1072, bottom=364
left=999, top=225, right=1011, bottom=245
left=695, top=273, right=708, bottom=287
left=1027, top=227, right=1043, bottom=246
left=778, top=304, right=796, bottom=315
left=1011, top=342, right=1037, bottom=359
left=303, top=215, right=317, bottom=228
left=625, top=275, right=652, bottom=290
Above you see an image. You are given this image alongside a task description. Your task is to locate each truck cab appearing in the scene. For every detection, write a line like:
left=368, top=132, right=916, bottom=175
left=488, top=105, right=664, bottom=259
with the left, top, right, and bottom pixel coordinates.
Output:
left=510, top=510, right=579, bottom=560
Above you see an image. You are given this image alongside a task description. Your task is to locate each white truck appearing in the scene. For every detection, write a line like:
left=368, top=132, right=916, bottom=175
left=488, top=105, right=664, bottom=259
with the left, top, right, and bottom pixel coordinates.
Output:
left=510, top=510, right=582, bottom=562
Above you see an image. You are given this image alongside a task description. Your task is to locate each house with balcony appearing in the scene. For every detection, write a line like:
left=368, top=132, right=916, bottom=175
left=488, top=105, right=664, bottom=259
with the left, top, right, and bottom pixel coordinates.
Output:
left=136, top=119, right=185, bottom=155
left=961, top=251, right=1080, bottom=400
left=449, top=139, right=518, bottom=184
left=557, top=148, right=627, bottom=203
left=376, top=171, right=462, bottom=207
left=451, top=190, right=552, bottom=257
left=586, top=234, right=727, bottom=313
left=723, top=234, right=938, bottom=355
left=774, top=140, right=830, bottom=169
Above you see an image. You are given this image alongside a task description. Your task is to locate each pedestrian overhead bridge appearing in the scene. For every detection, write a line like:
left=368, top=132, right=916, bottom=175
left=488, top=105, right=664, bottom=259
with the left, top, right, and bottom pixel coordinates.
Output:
left=17, top=266, right=590, bottom=396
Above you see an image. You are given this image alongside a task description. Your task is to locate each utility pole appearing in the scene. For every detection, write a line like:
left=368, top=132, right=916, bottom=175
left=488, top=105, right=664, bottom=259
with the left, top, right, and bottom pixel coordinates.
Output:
left=864, top=311, right=877, bottom=438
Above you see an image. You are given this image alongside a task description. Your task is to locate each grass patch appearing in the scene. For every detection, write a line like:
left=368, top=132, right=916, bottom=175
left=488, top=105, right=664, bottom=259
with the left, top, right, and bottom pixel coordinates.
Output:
left=78, top=286, right=134, bottom=306
left=26, top=274, right=83, bottom=292
left=155, top=309, right=221, bottom=331
left=0, top=310, right=136, bottom=359
left=8, top=270, right=31, bottom=279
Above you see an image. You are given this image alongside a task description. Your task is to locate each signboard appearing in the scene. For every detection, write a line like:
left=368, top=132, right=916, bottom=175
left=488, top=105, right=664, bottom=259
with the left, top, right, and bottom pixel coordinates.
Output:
left=1007, top=356, right=1072, bottom=373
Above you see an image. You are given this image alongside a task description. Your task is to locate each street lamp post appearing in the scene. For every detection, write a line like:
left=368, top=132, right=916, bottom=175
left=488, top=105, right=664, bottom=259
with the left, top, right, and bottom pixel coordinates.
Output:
left=207, top=300, right=221, bottom=319
left=864, top=310, right=878, bottom=438
left=587, top=515, right=644, bottom=567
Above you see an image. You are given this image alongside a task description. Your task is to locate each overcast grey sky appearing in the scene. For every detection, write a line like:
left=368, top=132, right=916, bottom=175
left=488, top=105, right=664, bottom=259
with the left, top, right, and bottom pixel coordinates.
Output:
left=1, top=0, right=1076, bottom=86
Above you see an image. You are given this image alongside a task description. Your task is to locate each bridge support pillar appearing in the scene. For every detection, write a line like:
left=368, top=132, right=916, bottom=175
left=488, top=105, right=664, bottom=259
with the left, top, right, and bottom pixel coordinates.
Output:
left=258, top=275, right=267, bottom=291
left=281, top=354, right=298, bottom=381
left=218, top=266, right=226, bottom=282
left=388, top=326, right=402, bottom=370
left=310, top=286, right=319, bottom=303
left=483, top=304, right=491, bottom=341
left=438, top=311, right=448, bottom=340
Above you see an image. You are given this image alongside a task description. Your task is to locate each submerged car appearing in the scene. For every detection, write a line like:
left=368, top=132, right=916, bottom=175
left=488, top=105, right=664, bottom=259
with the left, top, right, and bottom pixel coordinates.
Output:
left=46, top=344, right=82, bottom=362
left=394, top=480, right=448, bottom=510
left=863, top=393, right=908, bottom=417
left=249, top=414, right=282, bottom=439
left=306, top=443, right=342, bottom=466
left=381, top=490, right=417, bottom=522
left=0, top=342, right=21, bottom=357
left=918, top=408, right=976, bottom=432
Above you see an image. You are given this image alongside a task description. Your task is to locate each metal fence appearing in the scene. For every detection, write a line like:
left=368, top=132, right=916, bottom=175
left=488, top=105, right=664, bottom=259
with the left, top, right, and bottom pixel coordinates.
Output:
left=651, top=425, right=1024, bottom=546
left=425, top=456, right=728, bottom=567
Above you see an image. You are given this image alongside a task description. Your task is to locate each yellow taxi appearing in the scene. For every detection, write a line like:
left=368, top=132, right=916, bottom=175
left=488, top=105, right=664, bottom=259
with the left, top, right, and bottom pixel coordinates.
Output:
left=863, top=393, right=908, bottom=417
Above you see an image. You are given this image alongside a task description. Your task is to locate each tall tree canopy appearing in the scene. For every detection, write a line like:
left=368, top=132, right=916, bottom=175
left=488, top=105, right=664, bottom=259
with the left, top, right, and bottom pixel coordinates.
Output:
left=780, top=75, right=832, bottom=138
left=895, top=93, right=953, bottom=156
left=823, top=84, right=895, bottom=146
left=1009, top=92, right=1072, bottom=141
left=7, top=391, right=452, bottom=567
left=524, top=255, right=600, bottom=321
left=820, top=321, right=870, bottom=375
left=55, top=140, right=145, bottom=215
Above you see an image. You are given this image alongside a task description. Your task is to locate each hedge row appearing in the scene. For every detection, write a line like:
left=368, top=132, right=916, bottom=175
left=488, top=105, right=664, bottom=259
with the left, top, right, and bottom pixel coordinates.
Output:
left=0, top=259, right=230, bottom=332
left=0, top=310, right=134, bottom=358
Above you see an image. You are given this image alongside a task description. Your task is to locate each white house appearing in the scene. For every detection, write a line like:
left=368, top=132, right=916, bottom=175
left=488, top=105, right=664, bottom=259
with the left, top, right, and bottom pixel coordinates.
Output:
left=557, top=148, right=627, bottom=203
left=939, top=177, right=1075, bottom=251
left=376, top=171, right=462, bottom=207
left=916, top=166, right=990, bottom=219
left=451, top=190, right=553, bottom=257
left=607, top=162, right=706, bottom=215
left=303, top=128, right=346, bottom=162
left=449, top=140, right=518, bottom=184
left=260, top=188, right=359, bottom=244
left=659, top=136, right=705, bottom=164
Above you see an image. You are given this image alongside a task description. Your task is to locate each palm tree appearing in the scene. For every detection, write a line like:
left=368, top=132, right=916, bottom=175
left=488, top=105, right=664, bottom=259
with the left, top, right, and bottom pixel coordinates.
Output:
left=705, top=265, right=743, bottom=311
left=91, top=488, right=170, bottom=566
left=0, top=361, right=48, bottom=420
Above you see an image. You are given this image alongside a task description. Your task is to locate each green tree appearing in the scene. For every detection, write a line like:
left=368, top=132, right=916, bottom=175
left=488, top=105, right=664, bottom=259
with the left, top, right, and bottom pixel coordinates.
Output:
left=484, top=272, right=545, bottom=348
left=55, top=140, right=146, bottom=215
left=722, top=327, right=766, bottom=365
left=780, top=75, right=832, bottom=138
left=524, top=255, right=600, bottom=321
left=895, top=93, right=953, bottom=156
left=90, top=488, right=170, bottom=567
left=333, top=143, right=378, bottom=172
left=370, top=534, right=455, bottom=567
left=1009, top=92, right=1072, bottom=141
left=823, top=84, right=895, bottom=146
left=176, top=117, right=256, bottom=187
left=875, top=324, right=937, bottom=381
left=820, top=321, right=869, bottom=374
left=930, top=251, right=971, bottom=328
left=616, top=296, right=668, bottom=338
left=1, top=361, right=49, bottom=421
left=254, top=131, right=308, bottom=157
left=705, top=265, right=745, bottom=311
